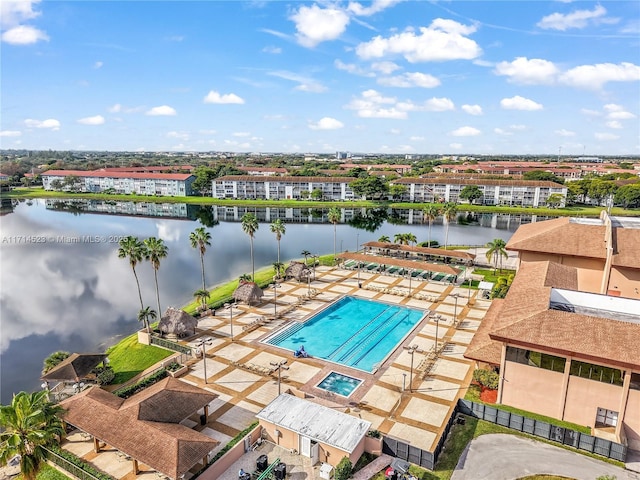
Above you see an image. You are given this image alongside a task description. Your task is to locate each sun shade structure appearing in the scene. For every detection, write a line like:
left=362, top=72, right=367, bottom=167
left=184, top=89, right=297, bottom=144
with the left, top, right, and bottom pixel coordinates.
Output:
left=362, top=241, right=476, bottom=262
left=256, top=394, right=371, bottom=454
left=284, top=261, right=312, bottom=282
left=159, top=307, right=198, bottom=338
left=337, top=252, right=462, bottom=276
left=233, top=281, right=264, bottom=304
left=41, top=353, right=107, bottom=382
left=59, top=377, right=219, bottom=480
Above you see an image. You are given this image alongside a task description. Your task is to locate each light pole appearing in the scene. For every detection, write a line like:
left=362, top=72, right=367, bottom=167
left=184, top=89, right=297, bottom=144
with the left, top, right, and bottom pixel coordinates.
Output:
left=195, top=337, right=213, bottom=384
left=272, top=281, right=281, bottom=318
left=402, top=344, right=425, bottom=392
left=467, top=270, right=472, bottom=300
left=224, top=303, right=237, bottom=341
left=270, top=359, right=289, bottom=395
left=312, top=254, right=319, bottom=280
left=452, top=293, right=461, bottom=326
left=408, top=268, right=413, bottom=297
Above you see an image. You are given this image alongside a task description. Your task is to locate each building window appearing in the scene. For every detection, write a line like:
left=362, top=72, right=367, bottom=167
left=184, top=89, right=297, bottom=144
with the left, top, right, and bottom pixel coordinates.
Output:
left=569, top=360, right=623, bottom=386
left=505, top=346, right=566, bottom=373
left=630, top=373, right=640, bottom=391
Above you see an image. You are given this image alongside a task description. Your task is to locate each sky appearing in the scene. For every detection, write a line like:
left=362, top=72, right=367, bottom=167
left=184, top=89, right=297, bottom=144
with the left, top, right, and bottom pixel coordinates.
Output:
left=1, top=0, right=639, bottom=155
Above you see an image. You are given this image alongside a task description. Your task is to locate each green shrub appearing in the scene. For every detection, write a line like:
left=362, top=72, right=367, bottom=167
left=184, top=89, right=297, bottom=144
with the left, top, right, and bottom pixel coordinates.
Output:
left=472, top=368, right=499, bottom=390
left=47, top=446, right=115, bottom=480
left=113, top=369, right=168, bottom=398
left=93, top=366, right=115, bottom=385
left=334, top=456, right=352, bottom=480
left=366, top=429, right=381, bottom=438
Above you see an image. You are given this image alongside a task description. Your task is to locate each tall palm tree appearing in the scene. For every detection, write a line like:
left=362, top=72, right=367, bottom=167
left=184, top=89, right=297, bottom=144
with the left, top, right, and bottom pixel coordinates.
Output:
left=405, top=233, right=417, bottom=245
left=137, top=306, right=157, bottom=334
left=327, top=207, right=341, bottom=264
left=273, top=262, right=284, bottom=279
left=442, top=202, right=458, bottom=250
left=394, top=233, right=406, bottom=245
left=193, top=289, right=210, bottom=311
left=378, top=235, right=390, bottom=243
left=241, top=213, right=259, bottom=281
left=485, top=238, right=508, bottom=274
left=423, top=204, right=440, bottom=248
left=270, top=219, right=286, bottom=266
left=189, top=227, right=211, bottom=291
left=143, top=237, right=168, bottom=317
left=0, top=391, right=65, bottom=480
left=301, top=250, right=311, bottom=265
left=117, top=236, right=145, bottom=310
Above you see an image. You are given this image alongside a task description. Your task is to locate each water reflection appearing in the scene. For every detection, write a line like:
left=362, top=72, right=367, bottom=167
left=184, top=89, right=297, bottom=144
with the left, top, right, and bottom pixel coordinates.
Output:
left=0, top=199, right=548, bottom=402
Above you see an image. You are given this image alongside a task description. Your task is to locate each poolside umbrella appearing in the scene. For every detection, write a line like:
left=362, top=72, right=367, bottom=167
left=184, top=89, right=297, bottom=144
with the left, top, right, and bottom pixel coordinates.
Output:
left=233, top=281, right=264, bottom=305
left=284, top=261, right=311, bottom=282
left=158, top=307, right=198, bottom=339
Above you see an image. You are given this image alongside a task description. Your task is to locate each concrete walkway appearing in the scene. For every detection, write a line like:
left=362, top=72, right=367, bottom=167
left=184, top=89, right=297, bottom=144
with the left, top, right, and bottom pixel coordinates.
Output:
left=451, top=434, right=640, bottom=480
left=351, top=454, right=392, bottom=480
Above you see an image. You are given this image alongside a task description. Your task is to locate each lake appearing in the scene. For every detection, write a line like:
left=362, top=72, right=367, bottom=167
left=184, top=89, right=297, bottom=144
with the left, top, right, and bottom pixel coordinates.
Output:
left=0, top=199, right=549, bottom=402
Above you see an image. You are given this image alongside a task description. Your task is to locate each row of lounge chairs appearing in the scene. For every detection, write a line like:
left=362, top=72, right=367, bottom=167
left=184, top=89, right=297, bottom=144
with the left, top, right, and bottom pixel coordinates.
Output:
left=343, top=261, right=458, bottom=283
left=231, top=360, right=275, bottom=376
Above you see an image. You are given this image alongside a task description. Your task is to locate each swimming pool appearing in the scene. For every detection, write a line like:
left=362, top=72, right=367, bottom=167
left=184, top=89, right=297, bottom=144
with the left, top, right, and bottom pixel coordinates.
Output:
left=266, top=296, right=425, bottom=372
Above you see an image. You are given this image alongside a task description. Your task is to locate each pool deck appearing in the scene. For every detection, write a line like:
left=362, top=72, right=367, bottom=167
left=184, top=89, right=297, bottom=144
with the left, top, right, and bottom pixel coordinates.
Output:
left=61, top=265, right=490, bottom=479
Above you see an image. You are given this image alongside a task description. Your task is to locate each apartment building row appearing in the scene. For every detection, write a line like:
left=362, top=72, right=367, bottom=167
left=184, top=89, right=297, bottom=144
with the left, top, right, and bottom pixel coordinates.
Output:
left=212, top=175, right=567, bottom=207
left=41, top=170, right=195, bottom=196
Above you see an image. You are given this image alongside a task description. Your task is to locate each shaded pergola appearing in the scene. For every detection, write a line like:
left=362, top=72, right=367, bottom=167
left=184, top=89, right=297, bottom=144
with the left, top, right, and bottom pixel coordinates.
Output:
left=337, top=252, right=462, bottom=277
left=41, top=353, right=108, bottom=384
left=233, top=281, right=264, bottom=305
left=284, top=261, right=312, bottom=282
left=59, top=377, right=219, bottom=480
left=362, top=241, right=475, bottom=264
left=159, top=307, right=198, bottom=339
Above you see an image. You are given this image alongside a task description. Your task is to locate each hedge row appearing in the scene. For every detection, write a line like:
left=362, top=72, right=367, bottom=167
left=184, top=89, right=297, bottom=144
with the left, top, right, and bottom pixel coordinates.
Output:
left=113, top=369, right=168, bottom=398
left=47, top=446, right=115, bottom=480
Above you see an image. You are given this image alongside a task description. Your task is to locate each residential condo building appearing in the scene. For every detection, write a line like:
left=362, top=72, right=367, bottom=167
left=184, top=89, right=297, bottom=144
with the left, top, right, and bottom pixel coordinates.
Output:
left=213, top=175, right=357, bottom=201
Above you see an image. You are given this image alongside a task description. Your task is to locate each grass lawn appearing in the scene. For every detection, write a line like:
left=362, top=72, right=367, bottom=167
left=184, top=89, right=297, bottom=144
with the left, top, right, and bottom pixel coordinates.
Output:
left=471, top=268, right=516, bottom=284
left=16, top=464, right=71, bottom=480
left=517, top=476, right=577, bottom=480
left=106, top=333, right=173, bottom=384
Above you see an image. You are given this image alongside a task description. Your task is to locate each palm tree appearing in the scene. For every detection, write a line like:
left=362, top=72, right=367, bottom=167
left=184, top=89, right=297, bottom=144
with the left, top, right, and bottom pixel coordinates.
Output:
left=117, top=236, right=145, bottom=310
left=239, top=273, right=252, bottom=284
left=405, top=233, right=417, bottom=245
left=143, top=237, right=168, bottom=317
left=301, top=250, right=311, bottom=265
left=423, top=204, right=440, bottom=248
left=273, top=262, right=284, bottom=279
left=42, top=351, right=70, bottom=375
left=378, top=235, right=390, bottom=243
left=0, top=391, right=65, bottom=480
left=485, top=238, right=508, bottom=274
left=193, top=289, right=210, bottom=311
left=394, top=233, right=406, bottom=245
left=137, top=306, right=157, bottom=334
left=189, top=227, right=211, bottom=291
left=270, top=219, right=286, bottom=266
left=442, top=202, right=458, bottom=250
left=327, top=207, right=341, bottom=263
left=241, top=213, right=259, bottom=281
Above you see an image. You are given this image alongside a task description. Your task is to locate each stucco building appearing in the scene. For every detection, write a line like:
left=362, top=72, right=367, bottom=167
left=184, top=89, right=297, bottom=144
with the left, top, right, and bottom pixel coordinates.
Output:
left=212, top=175, right=357, bottom=201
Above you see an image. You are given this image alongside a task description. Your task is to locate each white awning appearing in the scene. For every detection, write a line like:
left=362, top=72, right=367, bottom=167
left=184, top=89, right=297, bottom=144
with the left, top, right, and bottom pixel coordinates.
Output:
left=478, top=281, right=494, bottom=290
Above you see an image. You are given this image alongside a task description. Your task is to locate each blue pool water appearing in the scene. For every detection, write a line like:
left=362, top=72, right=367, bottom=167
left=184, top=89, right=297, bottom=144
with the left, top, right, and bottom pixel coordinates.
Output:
left=266, top=296, right=425, bottom=372
left=317, top=372, right=362, bottom=397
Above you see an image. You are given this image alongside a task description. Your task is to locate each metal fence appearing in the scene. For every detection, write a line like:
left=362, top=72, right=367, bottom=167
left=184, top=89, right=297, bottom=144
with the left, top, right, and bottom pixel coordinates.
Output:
left=457, top=399, right=627, bottom=462
left=45, top=448, right=115, bottom=480
left=382, top=435, right=435, bottom=470
left=150, top=336, right=193, bottom=354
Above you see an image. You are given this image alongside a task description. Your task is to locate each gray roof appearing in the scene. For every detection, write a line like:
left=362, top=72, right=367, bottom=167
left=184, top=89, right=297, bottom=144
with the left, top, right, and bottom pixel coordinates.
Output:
left=256, top=394, right=371, bottom=453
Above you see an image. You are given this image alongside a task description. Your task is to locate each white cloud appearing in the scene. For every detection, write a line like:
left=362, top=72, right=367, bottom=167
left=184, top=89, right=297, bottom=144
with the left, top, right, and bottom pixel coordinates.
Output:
left=606, top=121, right=623, bottom=129
left=345, top=89, right=407, bottom=119
left=355, top=19, right=481, bottom=63
left=232, top=132, right=251, bottom=137
left=509, top=124, right=526, bottom=131
left=409, top=135, right=425, bottom=141
left=580, top=108, right=601, bottom=117
left=167, top=35, right=184, bottom=42
left=108, top=104, right=121, bottom=113
left=203, top=90, right=245, bottom=104
left=451, top=126, right=481, bottom=137
left=377, top=72, right=440, bottom=88
left=334, top=59, right=374, bottom=77
left=1, top=25, right=48, bottom=44
left=199, top=129, right=217, bottom=135
left=537, top=5, right=616, bottom=31
left=262, top=45, right=282, bottom=54
left=295, top=83, right=327, bottom=93
left=167, top=131, right=190, bottom=140
left=604, top=104, right=636, bottom=120
left=462, top=104, right=483, bottom=116
left=24, top=118, right=60, bottom=130
left=371, top=61, right=401, bottom=74
left=500, top=95, right=543, bottom=111
left=389, top=128, right=401, bottom=134
left=347, top=0, right=404, bottom=16
left=494, top=128, right=511, bottom=136
left=595, top=132, right=620, bottom=141
left=93, top=61, right=103, bottom=69
left=494, top=57, right=558, bottom=85
left=290, top=4, right=350, bottom=48
left=555, top=129, right=576, bottom=137
left=1, top=0, right=42, bottom=27
left=77, top=115, right=105, bottom=125
left=146, top=105, right=177, bottom=116
left=268, top=71, right=327, bottom=93
left=559, top=62, right=640, bottom=90
left=309, top=117, right=344, bottom=130
left=0, top=130, right=21, bottom=137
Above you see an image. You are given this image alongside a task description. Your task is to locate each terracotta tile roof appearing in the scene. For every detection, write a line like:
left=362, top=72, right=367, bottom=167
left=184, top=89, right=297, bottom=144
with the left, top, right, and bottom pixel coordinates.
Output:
left=41, top=353, right=107, bottom=382
left=215, top=175, right=359, bottom=183
left=506, top=218, right=607, bottom=259
left=363, top=241, right=476, bottom=261
left=612, top=228, right=640, bottom=269
left=59, top=377, right=218, bottom=479
left=463, top=299, right=507, bottom=365
left=336, top=252, right=462, bottom=275
left=42, top=170, right=194, bottom=181
left=391, top=177, right=564, bottom=188
left=237, top=167, right=288, bottom=173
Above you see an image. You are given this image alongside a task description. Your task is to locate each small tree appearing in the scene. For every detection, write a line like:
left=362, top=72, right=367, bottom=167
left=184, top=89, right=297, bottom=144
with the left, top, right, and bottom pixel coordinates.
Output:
left=334, top=456, right=352, bottom=480
left=42, top=351, right=70, bottom=374
left=472, top=368, right=499, bottom=390
left=459, top=185, right=483, bottom=204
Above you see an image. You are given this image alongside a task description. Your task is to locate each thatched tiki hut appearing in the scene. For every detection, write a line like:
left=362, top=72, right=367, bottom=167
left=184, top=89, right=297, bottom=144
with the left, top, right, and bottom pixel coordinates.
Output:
left=158, top=307, right=198, bottom=339
left=233, top=281, right=264, bottom=305
left=285, top=261, right=311, bottom=282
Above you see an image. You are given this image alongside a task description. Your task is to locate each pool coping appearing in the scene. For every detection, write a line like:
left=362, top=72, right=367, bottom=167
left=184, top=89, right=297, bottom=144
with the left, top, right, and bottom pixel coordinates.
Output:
left=315, top=371, right=364, bottom=399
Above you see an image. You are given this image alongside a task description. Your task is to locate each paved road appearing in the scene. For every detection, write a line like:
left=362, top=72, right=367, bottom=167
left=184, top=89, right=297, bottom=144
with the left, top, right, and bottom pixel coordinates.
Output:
left=451, top=434, right=640, bottom=480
